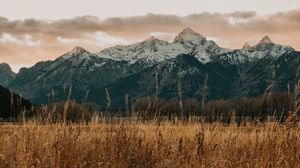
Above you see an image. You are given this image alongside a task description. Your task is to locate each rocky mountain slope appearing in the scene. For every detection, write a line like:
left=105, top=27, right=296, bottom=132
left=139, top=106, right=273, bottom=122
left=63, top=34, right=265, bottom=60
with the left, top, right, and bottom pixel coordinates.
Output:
left=90, top=53, right=239, bottom=107
left=0, top=63, right=16, bottom=87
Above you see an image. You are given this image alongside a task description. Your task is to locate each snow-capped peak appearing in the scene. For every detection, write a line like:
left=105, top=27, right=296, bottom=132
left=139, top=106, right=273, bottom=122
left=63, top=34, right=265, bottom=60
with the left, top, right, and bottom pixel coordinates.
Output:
left=232, top=35, right=295, bottom=61
left=257, top=35, right=273, bottom=45
left=181, top=27, right=197, bottom=34
left=242, top=42, right=251, bottom=49
left=173, top=27, right=206, bottom=43
left=60, top=46, right=91, bottom=60
left=70, top=46, right=90, bottom=55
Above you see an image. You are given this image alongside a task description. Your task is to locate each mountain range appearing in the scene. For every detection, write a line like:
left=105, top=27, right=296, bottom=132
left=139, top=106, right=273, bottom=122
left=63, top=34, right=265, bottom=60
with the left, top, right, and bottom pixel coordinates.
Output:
left=1, top=28, right=299, bottom=108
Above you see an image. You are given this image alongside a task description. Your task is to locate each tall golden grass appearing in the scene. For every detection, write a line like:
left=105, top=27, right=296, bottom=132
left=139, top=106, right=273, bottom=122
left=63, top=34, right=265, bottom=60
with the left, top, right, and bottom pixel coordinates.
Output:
left=0, top=120, right=299, bottom=168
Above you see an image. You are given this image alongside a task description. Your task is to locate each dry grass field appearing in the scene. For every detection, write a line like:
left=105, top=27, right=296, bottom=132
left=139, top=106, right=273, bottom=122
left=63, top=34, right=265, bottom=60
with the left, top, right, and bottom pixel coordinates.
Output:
left=0, top=121, right=299, bottom=168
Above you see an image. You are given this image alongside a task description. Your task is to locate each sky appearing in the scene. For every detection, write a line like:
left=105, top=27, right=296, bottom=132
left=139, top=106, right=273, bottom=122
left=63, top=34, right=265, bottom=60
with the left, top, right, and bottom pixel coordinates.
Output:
left=0, top=0, right=300, bottom=72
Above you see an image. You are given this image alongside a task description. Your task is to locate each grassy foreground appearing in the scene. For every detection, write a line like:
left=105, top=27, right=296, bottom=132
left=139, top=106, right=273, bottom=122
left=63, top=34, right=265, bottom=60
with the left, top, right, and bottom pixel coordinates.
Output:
left=0, top=122, right=299, bottom=168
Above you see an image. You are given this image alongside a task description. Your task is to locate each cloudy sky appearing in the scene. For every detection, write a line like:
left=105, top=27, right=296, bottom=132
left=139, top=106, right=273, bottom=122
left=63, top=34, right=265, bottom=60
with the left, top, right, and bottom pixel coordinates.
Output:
left=1, top=0, right=300, bottom=72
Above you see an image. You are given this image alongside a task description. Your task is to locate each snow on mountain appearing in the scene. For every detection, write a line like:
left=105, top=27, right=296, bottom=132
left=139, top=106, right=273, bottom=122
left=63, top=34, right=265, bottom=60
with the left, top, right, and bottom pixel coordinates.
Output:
left=172, top=28, right=231, bottom=63
left=97, top=27, right=231, bottom=64
left=220, top=36, right=294, bottom=64
left=193, top=40, right=230, bottom=63
left=97, top=36, right=185, bottom=63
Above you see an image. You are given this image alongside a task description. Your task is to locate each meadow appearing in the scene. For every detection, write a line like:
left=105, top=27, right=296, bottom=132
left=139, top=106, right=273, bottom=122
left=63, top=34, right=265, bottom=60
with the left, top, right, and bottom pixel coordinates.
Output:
left=0, top=119, right=299, bottom=168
